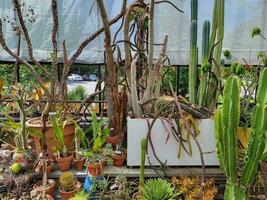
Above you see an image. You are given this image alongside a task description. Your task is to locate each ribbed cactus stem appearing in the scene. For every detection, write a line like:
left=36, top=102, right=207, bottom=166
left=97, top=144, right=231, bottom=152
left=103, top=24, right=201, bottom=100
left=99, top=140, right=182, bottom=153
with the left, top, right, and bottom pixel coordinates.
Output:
left=189, top=20, right=198, bottom=104
left=140, top=138, right=148, bottom=186
left=214, top=75, right=240, bottom=183
left=240, top=68, right=267, bottom=186
left=191, top=0, right=198, bottom=22
left=198, top=20, right=210, bottom=106
left=214, top=0, right=224, bottom=70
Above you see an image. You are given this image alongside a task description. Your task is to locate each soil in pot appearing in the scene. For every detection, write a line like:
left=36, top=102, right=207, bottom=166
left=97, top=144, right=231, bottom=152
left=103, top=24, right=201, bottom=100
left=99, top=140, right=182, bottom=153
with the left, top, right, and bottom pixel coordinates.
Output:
left=111, top=151, right=127, bottom=167
left=59, top=181, right=81, bottom=200
left=26, top=117, right=75, bottom=160
left=87, top=162, right=104, bottom=176
left=33, top=179, right=56, bottom=196
left=73, top=157, right=86, bottom=171
left=106, top=135, right=124, bottom=149
left=56, top=155, right=73, bottom=171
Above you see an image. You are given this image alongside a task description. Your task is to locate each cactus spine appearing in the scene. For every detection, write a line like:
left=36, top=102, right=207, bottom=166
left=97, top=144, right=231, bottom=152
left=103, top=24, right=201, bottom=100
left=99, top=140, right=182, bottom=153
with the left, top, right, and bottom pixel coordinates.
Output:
left=140, top=138, right=148, bottom=186
left=214, top=68, right=267, bottom=199
left=189, top=0, right=198, bottom=104
left=198, top=20, right=210, bottom=106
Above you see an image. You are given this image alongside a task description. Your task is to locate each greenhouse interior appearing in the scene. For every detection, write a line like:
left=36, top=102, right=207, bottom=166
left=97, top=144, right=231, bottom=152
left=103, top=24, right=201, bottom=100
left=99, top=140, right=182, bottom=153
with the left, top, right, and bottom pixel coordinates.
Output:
left=0, top=0, right=266, bottom=199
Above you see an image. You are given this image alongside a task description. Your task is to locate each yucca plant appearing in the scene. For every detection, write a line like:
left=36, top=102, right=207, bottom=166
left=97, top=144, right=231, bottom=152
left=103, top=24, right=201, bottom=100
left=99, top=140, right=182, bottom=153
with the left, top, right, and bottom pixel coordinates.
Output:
left=139, top=178, right=176, bottom=200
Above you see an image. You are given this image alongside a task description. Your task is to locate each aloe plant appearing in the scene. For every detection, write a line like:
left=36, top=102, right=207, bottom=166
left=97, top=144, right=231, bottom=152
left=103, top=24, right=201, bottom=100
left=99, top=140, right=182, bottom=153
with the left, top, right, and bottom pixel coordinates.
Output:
left=214, top=68, right=267, bottom=199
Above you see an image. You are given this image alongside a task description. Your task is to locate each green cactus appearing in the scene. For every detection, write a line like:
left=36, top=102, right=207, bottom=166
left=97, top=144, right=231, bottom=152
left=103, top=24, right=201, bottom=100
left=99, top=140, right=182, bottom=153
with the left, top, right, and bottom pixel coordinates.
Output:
left=198, top=20, right=210, bottom=106
left=215, top=68, right=267, bottom=199
left=140, top=138, right=148, bottom=186
left=189, top=20, right=198, bottom=104
left=191, top=0, right=198, bottom=22
left=240, top=68, right=267, bottom=186
left=155, top=96, right=175, bottom=117
left=59, top=171, right=76, bottom=191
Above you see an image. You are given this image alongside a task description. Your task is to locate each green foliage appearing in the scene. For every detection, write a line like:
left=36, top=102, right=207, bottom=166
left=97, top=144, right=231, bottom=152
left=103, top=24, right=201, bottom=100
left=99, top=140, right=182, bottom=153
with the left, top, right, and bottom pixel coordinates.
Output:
left=251, top=27, right=261, bottom=38
left=91, top=112, right=110, bottom=153
left=51, top=115, right=68, bottom=157
left=223, top=50, right=231, bottom=60
left=140, top=138, right=148, bottom=186
left=70, top=191, right=89, bottom=200
left=67, top=85, right=86, bottom=101
left=215, top=69, right=267, bottom=199
left=230, top=63, right=245, bottom=76
left=139, top=178, right=175, bottom=200
left=59, top=171, right=76, bottom=191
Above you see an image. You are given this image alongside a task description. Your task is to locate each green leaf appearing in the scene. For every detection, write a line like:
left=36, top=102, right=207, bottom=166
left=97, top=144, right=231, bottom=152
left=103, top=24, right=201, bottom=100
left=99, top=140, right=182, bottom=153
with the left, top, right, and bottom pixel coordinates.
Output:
left=26, top=127, right=42, bottom=138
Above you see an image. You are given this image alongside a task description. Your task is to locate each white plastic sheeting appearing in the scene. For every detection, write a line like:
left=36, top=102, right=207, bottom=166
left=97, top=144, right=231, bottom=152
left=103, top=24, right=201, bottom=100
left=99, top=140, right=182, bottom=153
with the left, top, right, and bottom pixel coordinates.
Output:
left=0, top=0, right=266, bottom=65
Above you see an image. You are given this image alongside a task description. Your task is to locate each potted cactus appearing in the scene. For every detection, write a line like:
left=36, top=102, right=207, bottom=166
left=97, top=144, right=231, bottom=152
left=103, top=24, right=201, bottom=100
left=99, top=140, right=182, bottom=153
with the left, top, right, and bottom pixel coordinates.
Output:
left=59, top=171, right=81, bottom=200
left=214, top=68, right=267, bottom=198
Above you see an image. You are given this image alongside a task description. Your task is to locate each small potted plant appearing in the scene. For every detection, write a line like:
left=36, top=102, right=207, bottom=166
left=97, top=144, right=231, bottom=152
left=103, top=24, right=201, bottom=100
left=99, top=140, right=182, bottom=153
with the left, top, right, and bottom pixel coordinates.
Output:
left=111, top=145, right=127, bottom=167
left=51, top=114, right=73, bottom=171
left=30, top=189, right=54, bottom=200
left=69, top=191, right=89, bottom=200
left=59, top=171, right=81, bottom=200
left=33, top=153, right=56, bottom=196
left=72, top=120, right=87, bottom=171
left=80, top=112, right=110, bottom=176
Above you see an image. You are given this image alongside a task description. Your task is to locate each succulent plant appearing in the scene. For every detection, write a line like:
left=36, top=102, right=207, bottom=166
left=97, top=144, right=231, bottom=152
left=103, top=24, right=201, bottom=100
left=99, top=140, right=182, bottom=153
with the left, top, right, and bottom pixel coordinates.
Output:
left=214, top=68, right=267, bottom=199
left=59, top=171, right=76, bottom=192
left=139, top=178, right=175, bottom=200
left=252, top=27, right=261, bottom=38
left=154, top=96, right=175, bottom=117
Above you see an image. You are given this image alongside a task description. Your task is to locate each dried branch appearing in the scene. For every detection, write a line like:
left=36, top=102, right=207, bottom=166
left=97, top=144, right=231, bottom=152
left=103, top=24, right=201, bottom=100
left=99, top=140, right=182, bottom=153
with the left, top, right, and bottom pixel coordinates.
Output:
left=67, top=0, right=127, bottom=69
left=0, top=19, right=51, bottom=99
left=12, top=0, right=50, bottom=78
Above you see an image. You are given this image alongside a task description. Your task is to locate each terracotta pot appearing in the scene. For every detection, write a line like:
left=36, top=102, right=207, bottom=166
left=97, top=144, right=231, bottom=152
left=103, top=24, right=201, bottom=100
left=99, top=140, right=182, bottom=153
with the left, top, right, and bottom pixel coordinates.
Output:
left=73, top=157, right=86, bottom=171
left=260, top=161, right=267, bottom=181
left=56, top=155, right=73, bottom=171
left=45, top=194, right=54, bottom=200
left=59, top=181, right=81, bottom=200
left=111, top=151, right=127, bottom=167
left=106, top=135, right=124, bottom=149
left=26, top=117, right=75, bottom=160
left=33, top=179, right=56, bottom=196
left=87, top=162, right=104, bottom=176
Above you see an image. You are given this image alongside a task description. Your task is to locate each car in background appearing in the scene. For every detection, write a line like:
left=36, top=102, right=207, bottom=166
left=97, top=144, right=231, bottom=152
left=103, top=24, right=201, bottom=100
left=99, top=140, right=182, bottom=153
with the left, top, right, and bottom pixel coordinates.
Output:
left=67, top=74, right=83, bottom=81
left=82, top=74, right=90, bottom=81
left=89, top=74, right=98, bottom=81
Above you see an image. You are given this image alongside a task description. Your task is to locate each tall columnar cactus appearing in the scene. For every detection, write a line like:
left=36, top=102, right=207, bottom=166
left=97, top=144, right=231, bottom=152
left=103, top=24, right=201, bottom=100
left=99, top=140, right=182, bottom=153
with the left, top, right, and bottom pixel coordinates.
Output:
left=140, top=138, right=148, bottom=186
left=214, top=68, right=267, bottom=199
left=189, top=0, right=198, bottom=104
left=198, top=20, right=210, bottom=106
left=240, top=68, right=267, bottom=186
left=189, top=20, right=198, bottom=104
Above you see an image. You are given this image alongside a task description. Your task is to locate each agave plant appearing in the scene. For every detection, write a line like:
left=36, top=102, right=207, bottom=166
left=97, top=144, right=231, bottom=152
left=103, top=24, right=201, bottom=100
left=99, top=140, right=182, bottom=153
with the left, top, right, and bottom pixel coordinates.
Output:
left=139, top=178, right=176, bottom=200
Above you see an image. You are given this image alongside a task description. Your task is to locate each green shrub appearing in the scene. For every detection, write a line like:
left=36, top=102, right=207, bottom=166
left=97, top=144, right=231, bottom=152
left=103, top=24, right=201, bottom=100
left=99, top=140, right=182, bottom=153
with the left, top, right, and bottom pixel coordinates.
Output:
left=67, top=85, right=86, bottom=100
